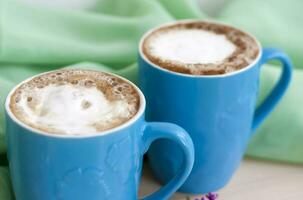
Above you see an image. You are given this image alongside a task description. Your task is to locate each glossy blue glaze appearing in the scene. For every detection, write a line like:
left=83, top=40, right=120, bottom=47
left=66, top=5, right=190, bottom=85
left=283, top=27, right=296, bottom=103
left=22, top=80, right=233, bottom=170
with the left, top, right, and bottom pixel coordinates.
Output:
left=5, top=74, right=194, bottom=200
left=139, top=37, right=292, bottom=193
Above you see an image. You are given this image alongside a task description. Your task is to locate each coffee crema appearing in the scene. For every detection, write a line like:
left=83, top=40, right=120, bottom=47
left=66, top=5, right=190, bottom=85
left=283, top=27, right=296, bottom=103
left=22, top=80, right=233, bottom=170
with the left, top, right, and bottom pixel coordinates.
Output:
left=142, top=21, right=259, bottom=75
left=9, top=69, right=140, bottom=135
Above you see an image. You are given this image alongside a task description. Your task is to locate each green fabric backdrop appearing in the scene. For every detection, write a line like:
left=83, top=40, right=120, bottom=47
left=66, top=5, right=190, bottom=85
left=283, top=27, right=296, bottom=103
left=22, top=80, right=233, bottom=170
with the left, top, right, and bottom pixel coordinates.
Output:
left=217, top=0, right=303, bottom=163
left=0, top=0, right=302, bottom=198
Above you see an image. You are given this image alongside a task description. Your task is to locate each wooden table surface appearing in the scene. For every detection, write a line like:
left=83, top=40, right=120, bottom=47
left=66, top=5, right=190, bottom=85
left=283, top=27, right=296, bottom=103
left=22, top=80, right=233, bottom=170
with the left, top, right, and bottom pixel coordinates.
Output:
left=139, top=158, right=303, bottom=199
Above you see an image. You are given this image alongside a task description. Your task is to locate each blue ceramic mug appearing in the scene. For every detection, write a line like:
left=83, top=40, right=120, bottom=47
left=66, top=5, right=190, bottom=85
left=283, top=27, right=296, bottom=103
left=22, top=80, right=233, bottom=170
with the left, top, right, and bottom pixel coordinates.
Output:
left=139, top=20, right=292, bottom=194
left=5, top=70, right=194, bottom=200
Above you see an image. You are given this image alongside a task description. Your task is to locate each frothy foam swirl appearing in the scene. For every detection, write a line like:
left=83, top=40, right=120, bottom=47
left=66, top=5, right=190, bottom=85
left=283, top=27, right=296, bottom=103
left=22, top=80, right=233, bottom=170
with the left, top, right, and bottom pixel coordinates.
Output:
left=142, top=21, right=259, bottom=75
left=148, top=29, right=236, bottom=64
left=9, top=69, right=140, bottom=135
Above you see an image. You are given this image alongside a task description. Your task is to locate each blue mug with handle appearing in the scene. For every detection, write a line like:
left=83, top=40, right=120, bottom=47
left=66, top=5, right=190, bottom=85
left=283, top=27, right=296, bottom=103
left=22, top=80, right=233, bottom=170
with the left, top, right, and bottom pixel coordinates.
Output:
left=139, top=20, right=292, bottom=194
left=5, top=70, right=194, bottom=200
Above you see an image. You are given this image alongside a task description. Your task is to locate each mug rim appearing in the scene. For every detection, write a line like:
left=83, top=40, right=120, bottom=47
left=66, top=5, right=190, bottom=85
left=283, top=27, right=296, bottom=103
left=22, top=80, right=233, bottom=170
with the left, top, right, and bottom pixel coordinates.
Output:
left=139, top=19, right=262, bottom=78
left=5, top=69, right=146, bottom=138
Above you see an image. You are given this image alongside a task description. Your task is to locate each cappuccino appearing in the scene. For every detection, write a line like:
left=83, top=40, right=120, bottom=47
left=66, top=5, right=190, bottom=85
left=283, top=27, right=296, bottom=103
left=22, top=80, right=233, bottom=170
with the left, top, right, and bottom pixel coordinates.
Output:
left=9, top=69, right=140, bottom=135
left=142, top=21, right=259, bottom=75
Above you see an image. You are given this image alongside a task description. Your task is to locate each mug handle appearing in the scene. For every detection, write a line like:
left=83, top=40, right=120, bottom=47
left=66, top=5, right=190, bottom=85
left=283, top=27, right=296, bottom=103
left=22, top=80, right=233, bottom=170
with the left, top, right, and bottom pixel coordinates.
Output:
left=140, top=122, right=194, bottom=200
left=252, top=48, right=292, bottom=132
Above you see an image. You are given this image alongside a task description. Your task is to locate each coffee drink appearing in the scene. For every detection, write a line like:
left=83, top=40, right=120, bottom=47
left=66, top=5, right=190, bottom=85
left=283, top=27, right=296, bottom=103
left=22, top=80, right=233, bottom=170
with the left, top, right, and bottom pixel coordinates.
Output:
left=142, top=21, right=259, bottom=75
left=9, top=69, right=140, bottom=135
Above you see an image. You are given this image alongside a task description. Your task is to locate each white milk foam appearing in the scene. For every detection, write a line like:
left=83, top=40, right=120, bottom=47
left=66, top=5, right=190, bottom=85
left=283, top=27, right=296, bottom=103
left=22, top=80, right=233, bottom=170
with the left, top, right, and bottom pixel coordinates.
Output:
left=142, top=22, right=259, bottom=75
left=10, top=70, right=139, bottom=135
left=148, top=29, right=236, bottom=64
left=18, top=85, right=130, bottom=134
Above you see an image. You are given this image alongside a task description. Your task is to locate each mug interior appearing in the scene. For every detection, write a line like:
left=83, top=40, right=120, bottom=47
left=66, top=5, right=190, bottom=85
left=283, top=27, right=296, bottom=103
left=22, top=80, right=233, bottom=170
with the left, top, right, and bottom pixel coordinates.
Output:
left=139, top=19, right=262, bottom=78
left=5, top=69, right=146, bottom=138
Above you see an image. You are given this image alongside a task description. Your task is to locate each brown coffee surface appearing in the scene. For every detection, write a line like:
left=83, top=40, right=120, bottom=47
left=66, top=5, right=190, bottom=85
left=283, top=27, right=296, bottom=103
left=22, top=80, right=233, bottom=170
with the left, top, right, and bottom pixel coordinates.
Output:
left=142, top=21, right=259, bottom=75
left=9, top=69, right=140, bottom=135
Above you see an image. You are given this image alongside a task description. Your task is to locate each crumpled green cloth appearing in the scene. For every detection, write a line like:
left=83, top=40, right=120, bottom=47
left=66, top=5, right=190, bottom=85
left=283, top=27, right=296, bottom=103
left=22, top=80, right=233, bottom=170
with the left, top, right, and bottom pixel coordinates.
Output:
left=0, top=0, right=302, bottom=198
left=218, top=0, right=303, bottom=163
left=0, top=166, right=13, bottom=200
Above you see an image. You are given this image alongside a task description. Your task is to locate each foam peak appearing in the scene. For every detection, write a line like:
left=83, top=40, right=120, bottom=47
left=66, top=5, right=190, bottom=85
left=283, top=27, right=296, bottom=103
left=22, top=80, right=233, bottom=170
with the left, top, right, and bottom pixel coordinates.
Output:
left=9, top=69, right=140, bottom=135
